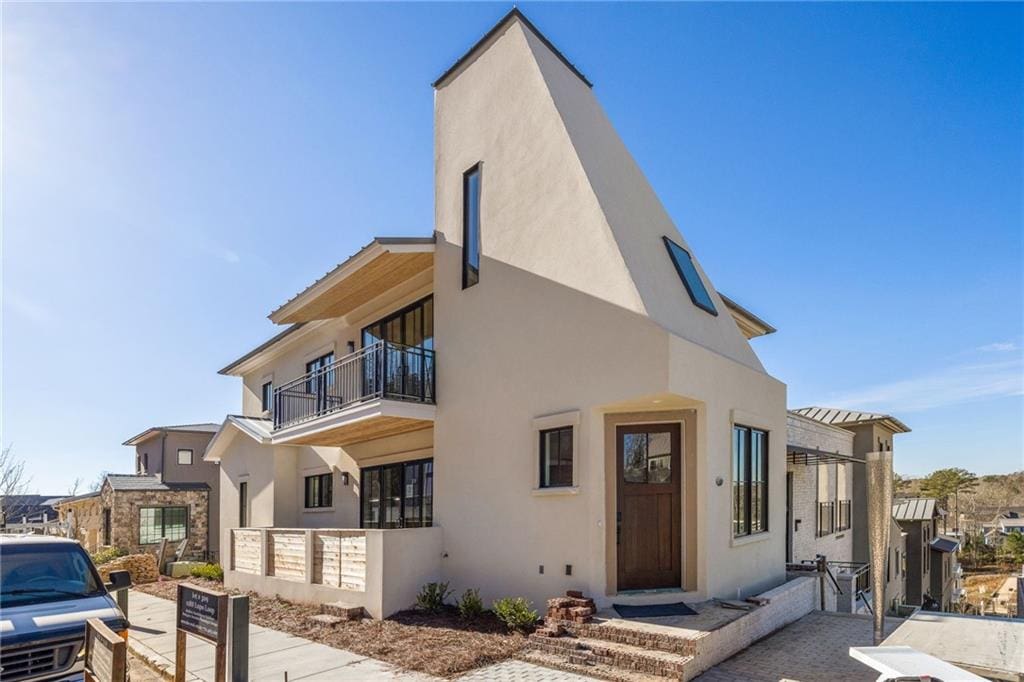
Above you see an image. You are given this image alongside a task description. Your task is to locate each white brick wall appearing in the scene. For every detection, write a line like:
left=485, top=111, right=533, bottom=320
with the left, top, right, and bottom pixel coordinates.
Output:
left=788, top=414, right=854, bottom=566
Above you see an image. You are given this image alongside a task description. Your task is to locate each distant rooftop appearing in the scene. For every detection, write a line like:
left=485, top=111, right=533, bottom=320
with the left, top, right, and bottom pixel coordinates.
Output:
left=893, top=498, right=940, bottom=522
left=123, top=423, right=221, bottom=446
left=792, top=406, right=911, bottom=434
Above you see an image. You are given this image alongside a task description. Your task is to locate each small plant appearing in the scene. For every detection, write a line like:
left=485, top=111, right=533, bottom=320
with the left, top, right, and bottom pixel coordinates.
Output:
left=189, top=563, right=224, bottom=581
left=91, top=547, right=127, bottom=565
left=457, top=588, right=484, bottom=619
left=492, top=597, right=538, bottom=632
left=415, top=581, right=452, bottom=613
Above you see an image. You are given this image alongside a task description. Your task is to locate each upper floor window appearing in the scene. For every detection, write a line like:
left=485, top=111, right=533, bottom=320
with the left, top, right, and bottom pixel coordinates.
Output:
left=539, top=427, right=573, bottom=488
left=733, top=425, right=768, bottom=537
left=663, top=236, right=717, bottom=315
left=462, top=164, right=481, bottom=289
left=304, top=472, right=333, bottom=509
left=177, top=449, right=193, bottom=465
left=261, top=381, right=273, bottom=413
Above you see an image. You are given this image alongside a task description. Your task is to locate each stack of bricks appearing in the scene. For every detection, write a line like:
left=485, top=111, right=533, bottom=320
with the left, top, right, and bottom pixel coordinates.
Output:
left=547, top=590, right=596, bottom=624
left=97, top=553, right=159, bottom=585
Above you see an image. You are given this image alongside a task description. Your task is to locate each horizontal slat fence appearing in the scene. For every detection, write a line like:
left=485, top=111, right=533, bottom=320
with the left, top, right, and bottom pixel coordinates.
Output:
left=231, top=530, right=262, bottom=574
left=268, top=530, right=307, bottom=582
left=313, top=531, right=367, bottom=591
left=230, top=528, right=367, bottom=591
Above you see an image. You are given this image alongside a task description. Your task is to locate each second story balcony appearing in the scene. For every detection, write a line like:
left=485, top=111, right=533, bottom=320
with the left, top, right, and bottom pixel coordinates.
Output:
left=272, top=340, right=435, bottom=447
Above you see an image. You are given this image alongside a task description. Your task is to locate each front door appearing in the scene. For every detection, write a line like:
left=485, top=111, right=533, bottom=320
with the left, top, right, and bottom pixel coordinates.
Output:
left=616, top=423, right=681, bottom=591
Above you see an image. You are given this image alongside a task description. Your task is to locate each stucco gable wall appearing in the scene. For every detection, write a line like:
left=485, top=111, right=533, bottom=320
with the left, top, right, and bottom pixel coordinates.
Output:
left=434, top=20, right=646, bottom=319
left=521, top=26, right=764, bottom=372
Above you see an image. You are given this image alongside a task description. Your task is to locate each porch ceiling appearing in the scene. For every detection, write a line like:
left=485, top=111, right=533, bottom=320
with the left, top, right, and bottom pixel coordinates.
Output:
left=270, top=239, right=434, bottom=324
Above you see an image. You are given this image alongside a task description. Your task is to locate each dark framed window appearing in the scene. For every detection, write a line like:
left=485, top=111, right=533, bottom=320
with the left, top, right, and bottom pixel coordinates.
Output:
left=837, top=499, right=851, bottom=531
left=663, top=236, right=717, bottom=315
left=732, top=425, right=768, bottom=537
left=304, top=473, right=333, bottom=509
left=360, top=458, right=433, bottom=529
left=239, top=481, right=248, bottom=527
left=817, top=501, right=836, bottom=537
left=539, top=427, right=573, bottom=488
left=177, top=449, right=193, bottom=465
left=462, top=163, right=481, bottom=289
left=361, top=295, right=435, bottom=401
left=261, top=381, right=273, bottom=412
left=139, top=506, right=188, bottom=545
left=102, top=508, right=111, bottom=546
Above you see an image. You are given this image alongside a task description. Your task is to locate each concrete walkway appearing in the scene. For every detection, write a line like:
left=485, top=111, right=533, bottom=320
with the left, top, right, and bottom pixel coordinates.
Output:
left=127, top=590, right=435, bottom=681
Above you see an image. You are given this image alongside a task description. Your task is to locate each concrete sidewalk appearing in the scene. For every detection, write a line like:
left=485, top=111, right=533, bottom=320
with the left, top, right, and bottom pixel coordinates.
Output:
left=127, top=590, right=435, bottom=681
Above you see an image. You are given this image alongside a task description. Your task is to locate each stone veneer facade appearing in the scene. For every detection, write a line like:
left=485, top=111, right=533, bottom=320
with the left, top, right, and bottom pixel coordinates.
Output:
left=99, top=484, right=210, bottom=560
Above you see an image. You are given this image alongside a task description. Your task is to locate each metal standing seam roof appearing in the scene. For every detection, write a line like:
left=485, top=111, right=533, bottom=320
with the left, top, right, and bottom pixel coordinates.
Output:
left=122, top=423, right=222, bottom=446
left=218, top=323, right=306, bottom=375
left=792, top=406, right=911, bottom=434
left=104, top=475, right=209, bottom=492
left=930, top=536, right=960, bottom=553
left=893, top=498, right=939, bottom=522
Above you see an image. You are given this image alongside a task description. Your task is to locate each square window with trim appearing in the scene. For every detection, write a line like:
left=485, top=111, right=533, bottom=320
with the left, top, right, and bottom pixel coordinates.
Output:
left=732, top=425, right=768, bottom=537
left=663, top=236, right=717, bottom=315
left=177, top=449, right=193, bottom=465
left=261, top=381, right=273, bottom=412
left=462, top=164, right=481, bottom=289
left=139, top=506, right=188, bottom=544
left=304, top=472, right=333, bottom=509
left=539, top=426, right=573, bottom=488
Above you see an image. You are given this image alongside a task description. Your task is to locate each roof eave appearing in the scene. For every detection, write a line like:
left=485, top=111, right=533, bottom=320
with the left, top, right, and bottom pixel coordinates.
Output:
left=267, top=237, right=435, bottom=325
left=721, top=294, right=777, bottom=338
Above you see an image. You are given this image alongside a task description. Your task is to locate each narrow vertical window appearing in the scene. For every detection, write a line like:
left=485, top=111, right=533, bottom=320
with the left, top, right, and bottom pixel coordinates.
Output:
left=733, top=425, right=768, bottom=537
left=261, top=381, right=273, bottom=412
left=239, top=481, right=248, bottom=527
left=462, top=164, right=481, bottom=289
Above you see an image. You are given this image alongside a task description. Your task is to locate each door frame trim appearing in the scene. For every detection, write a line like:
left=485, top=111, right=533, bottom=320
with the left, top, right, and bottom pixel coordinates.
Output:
left=603, top=410, right=697, bottom=596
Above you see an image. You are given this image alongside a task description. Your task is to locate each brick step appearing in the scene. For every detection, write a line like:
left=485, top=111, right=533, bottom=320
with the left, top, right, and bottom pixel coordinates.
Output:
left=520, top=647, right=692, bottom=682
left=547, top=618, right=696, bottom=656
left=529, top=632, right=693, bottom=679
left=321, top=601, right=365, bottom=621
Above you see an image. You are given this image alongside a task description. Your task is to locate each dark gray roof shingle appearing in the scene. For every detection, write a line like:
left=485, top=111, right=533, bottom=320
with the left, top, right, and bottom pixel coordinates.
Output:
left=105, top=475, right=209, bottom=492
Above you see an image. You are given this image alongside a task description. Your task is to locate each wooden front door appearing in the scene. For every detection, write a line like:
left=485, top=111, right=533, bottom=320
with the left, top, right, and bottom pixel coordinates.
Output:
left=616, top=423, right=681, bottom=591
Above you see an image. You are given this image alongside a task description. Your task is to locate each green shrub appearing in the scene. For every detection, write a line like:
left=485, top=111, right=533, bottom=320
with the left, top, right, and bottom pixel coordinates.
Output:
left=492, top=597, right=538, bottom=632
left=91, top=547, right=127, bottom=566
left=457, top=588, right=484, bottom=619
left=415, top=581, right=452, bottom=613
left=189, top=563, right=224, bottom=581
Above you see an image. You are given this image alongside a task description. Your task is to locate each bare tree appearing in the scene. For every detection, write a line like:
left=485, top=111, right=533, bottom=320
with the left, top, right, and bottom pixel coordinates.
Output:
left=67, top=477, right=83, bottom=497
left=89, top=470, right=110, bottom=493
left=0, top=444, right=32, bottom=521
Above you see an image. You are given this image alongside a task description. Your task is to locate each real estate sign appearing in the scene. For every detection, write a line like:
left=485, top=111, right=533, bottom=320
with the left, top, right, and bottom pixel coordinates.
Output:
left=175, top=583, right=229, bottom=682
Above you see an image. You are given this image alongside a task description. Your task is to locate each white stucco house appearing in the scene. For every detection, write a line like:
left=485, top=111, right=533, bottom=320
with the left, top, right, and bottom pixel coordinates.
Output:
left=205, top=9, right=789, bottom=619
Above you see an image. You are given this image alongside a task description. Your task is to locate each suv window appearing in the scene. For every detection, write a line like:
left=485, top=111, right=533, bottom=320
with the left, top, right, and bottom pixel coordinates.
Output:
left=0, top=543, right=104, bottom=608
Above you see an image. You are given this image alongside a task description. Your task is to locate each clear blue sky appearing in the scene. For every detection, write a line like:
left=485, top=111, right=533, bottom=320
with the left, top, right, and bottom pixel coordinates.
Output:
left=3, top=2, right=1021, bottom=494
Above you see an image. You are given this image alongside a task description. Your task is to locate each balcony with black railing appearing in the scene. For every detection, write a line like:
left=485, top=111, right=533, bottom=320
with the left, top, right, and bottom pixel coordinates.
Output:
left=273, top=341, right=435, bottom=436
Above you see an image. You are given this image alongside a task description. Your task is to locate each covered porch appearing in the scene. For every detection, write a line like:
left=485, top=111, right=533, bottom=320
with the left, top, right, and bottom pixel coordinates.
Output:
left=224, top=526, right=443, bottom=619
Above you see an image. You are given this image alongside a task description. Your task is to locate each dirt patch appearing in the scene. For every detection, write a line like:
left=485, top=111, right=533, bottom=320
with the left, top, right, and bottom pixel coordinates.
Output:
left=134, top=578, right=528, bottom=678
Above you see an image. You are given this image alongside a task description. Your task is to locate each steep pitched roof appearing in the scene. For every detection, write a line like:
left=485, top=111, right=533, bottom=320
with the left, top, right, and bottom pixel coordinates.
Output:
left=204, top=415, right=274, bottom=462
left=123, top=423, right=221, bottom=446
left=792, top=407, right=911, bottom=434
left=893, top=498, right=939, bottom=522
left=433, top=8, right=591, bottom=89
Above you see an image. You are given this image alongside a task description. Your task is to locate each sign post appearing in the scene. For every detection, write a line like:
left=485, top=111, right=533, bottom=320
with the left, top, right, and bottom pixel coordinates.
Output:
left=83, top=618, right=127, bottom=682
left=175, top=583, right=229, bottom=682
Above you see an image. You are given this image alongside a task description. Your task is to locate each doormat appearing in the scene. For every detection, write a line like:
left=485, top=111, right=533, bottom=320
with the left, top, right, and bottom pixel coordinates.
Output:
left=612, top=601, right=697, bottom=618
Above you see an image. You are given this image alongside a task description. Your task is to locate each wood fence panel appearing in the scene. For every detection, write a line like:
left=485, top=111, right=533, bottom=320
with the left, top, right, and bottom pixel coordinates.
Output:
left=268, top=530, right=306, bottom=582
left=231, top=530, right=262, bottom=575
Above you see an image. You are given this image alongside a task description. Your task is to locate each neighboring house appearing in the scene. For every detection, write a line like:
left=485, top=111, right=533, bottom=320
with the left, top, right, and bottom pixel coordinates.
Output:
left=54, top=474, right=211, bottom=560
left=893, top=498, right=946, bottom=609
left=982, top=512, right=1024, bottom=546
left=929, top=535, right=962, bottom=612
left=123, top=423, right=221, bottom=558
left=206, top=9, right=788, bottom=619
left=0, top=494, right=62, bottom=525
left=884, top=517, right=909, bottom=614
left=786, top=411, right=907, bottom=615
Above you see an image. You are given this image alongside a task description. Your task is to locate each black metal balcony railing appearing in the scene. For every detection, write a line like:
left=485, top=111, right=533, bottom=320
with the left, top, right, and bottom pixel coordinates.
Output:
left=273, top=341, right=435, bottom=430
left=837, top=499, right=852, bottom=531
left=817, top=501, right=836, bottom=537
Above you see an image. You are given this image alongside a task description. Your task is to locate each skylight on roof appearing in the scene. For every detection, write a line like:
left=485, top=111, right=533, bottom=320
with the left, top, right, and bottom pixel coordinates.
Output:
left=663, top=236, right=717, bottom=316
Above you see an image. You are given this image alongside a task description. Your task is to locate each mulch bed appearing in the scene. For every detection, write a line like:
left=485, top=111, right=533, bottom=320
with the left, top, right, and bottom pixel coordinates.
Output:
left=134, top=578, right=529, bottom=678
